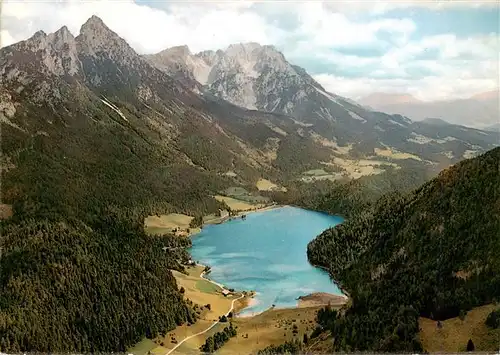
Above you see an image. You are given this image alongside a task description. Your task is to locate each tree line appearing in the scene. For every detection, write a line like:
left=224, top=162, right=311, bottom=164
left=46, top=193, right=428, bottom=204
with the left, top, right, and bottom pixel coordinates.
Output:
left=199, top=322, right=237, bottom=353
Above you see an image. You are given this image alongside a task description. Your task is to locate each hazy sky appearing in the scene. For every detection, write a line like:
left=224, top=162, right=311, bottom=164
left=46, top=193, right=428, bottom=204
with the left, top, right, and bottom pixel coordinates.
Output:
left=2, top=0, right=498, bottom=101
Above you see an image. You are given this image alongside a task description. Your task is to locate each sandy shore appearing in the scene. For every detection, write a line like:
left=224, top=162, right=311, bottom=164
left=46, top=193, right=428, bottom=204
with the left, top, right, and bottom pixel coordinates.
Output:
left=202, top=203, right=282, bottom=227
left=297, top=292, right=348, bottom=308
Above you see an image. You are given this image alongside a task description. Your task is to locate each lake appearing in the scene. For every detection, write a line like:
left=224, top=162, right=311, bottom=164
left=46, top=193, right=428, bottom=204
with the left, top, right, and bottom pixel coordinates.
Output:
left=190, top=206, right=344, bottom=315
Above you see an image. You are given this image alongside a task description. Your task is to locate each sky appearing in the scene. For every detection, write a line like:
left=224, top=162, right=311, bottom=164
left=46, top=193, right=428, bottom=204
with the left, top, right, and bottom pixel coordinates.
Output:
left=1, top=0, right=499, bottom=101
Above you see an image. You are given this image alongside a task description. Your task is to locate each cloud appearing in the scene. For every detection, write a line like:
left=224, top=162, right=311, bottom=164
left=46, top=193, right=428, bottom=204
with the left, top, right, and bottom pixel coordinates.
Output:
left=314, top=59, right=499, bottom=102
left=323, top=0, right=498, bottom=14
left=1, top=0, right=498, bottom=101
left=1, top=0, right=280, bottom=53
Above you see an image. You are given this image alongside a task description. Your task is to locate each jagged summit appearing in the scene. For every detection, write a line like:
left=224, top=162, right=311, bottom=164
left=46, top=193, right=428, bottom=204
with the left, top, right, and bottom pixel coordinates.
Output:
left=78, top=14, right=115, bottom=44
left=1, top=15, right=495, bottom=173
left=76, top=15, right=137, bottom=61
left=48, top=25, right=76, bottom=48
left=80, top=15, right=107, bottom=33
left=157, top=45, right=192, bottom=58
left=226, top=42, right=261, bottom=53
left=31, top=30, right=47, bottom=40
left=55, top=25, right=72, bottom=36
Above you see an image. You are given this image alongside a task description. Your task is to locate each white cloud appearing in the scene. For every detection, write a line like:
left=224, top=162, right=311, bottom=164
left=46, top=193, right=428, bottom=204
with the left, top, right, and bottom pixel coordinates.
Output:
left=310, top=32, right=499, bottom=101
left=0, top=30, right=15, bottom=48
left=1, top=0, right=279, bottom=53
left=290, top=2, right=416, bottom=49
left=324, top=0, right=498, bottom=14
left=314, top=69, right=499, bottom=102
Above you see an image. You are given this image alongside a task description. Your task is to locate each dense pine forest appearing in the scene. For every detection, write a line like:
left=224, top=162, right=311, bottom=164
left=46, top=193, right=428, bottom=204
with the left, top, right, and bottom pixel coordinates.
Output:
left=0, top=88, right=232, bottom=352
left=0, top=209, right=198, bottom=352
left=307, top=147, right=500, bottom=352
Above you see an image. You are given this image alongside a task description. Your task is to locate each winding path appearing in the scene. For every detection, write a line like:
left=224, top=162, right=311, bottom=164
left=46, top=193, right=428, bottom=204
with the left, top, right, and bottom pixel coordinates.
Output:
left=165, top=293, right=244, bottom=355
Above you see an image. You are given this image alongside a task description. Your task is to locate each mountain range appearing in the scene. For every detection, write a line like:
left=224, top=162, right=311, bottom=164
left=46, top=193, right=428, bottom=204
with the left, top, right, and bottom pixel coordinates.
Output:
left=144, top=41, right=498, bottom=168
left=359, top=91, right=499, bottom=129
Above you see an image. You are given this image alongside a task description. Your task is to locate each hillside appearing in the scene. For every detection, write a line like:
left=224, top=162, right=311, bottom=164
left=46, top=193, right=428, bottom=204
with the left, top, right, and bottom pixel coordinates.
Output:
left=0, top=15, right=439, bottom=353
left=0, top=14, right=497, bottom=353
left=270, top=160, right=435, bottom=219
left=307, top=147, right=500, bottom=352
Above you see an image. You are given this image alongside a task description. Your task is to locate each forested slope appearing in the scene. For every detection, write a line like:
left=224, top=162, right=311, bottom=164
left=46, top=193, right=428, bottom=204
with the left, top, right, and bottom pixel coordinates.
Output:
left=0, top=211, right=197, bottom=352
left=307, top=147, right=500, bottom=352
left=269, top=162, right=434, bottom=219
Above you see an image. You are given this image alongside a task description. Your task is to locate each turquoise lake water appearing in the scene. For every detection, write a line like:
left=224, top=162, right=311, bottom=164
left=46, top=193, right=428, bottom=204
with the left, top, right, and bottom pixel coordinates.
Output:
left=190, top=206, right=344, bottom=315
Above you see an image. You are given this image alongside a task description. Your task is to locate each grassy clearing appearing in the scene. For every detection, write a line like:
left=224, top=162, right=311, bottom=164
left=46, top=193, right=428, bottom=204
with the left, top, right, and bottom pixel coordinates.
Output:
left=374, top=147, right=422, bottom=161
left=128, top=338, right=157, bottom=355
left=222, top=187, right=270, bottom=203
left=195, top=279, right=220, bottom=294
left=419, top=304, right=500, bottom=352
left=309, top=132, right=352, bottom=155
left=130, top=265, right=250, bottom=355
left=303, top=169, right=330, bottom=176
left=330, top=157, right=389, bottom=179
left=144, top=213, right=194, bottom=236
left=256, top=178, right=286, bottom=192
left=297, top=292, right=348, bottom=308
left=300, top=168, right=343, bottom=183
left=0, top=203, right=13, bottom=219
left=214, top=195, right=263, bottom=211
left=218, top=306, right=325, bottom=355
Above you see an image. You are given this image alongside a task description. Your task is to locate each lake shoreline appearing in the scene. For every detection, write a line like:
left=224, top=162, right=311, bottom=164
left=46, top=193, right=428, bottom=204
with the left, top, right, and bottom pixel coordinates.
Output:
left=189, top=205, right=348, bottom=318
left=190, top=203, right=282, bottom=317
left=201, top=203, right=283, bottom=228
left=308, top=263, right=351, bottom=299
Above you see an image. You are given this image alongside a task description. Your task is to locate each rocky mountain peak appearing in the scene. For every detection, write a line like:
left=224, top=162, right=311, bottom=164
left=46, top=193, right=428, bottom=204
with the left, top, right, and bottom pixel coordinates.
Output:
left=22, top=30, right=48, bottom=51
left=165, top=45, right=191, bottom=58
left=226, top=42, right=261, bottom=56
left=45, top=25, right=80, bottom=76
left=80, top=15, right=107, bottom=34
left=31, top=30, right=47, bottom=41
left=47, top=26, right=76, bottom=50
left=76, top=15, right=136, bottom=60
left=1, top=25, right=81, bottom=78
left=223, top=42, right=287, bottom=69
left=196, top=50, right=218, bottom=66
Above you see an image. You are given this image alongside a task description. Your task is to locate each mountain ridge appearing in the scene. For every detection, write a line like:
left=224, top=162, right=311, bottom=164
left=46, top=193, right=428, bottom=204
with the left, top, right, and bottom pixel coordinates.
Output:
left=358, top=90, right=499, bottom=128
left=146, top=41, right=498, bottom=166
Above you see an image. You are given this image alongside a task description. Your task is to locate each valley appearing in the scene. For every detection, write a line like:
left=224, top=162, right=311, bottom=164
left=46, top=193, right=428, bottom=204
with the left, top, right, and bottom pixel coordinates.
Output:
left=0, top=10, right=498, bottom=355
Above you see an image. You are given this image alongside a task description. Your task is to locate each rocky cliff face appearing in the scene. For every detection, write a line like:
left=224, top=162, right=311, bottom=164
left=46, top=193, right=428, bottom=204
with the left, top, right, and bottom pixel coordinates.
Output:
left=146, top=42, right=326, bottom=115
